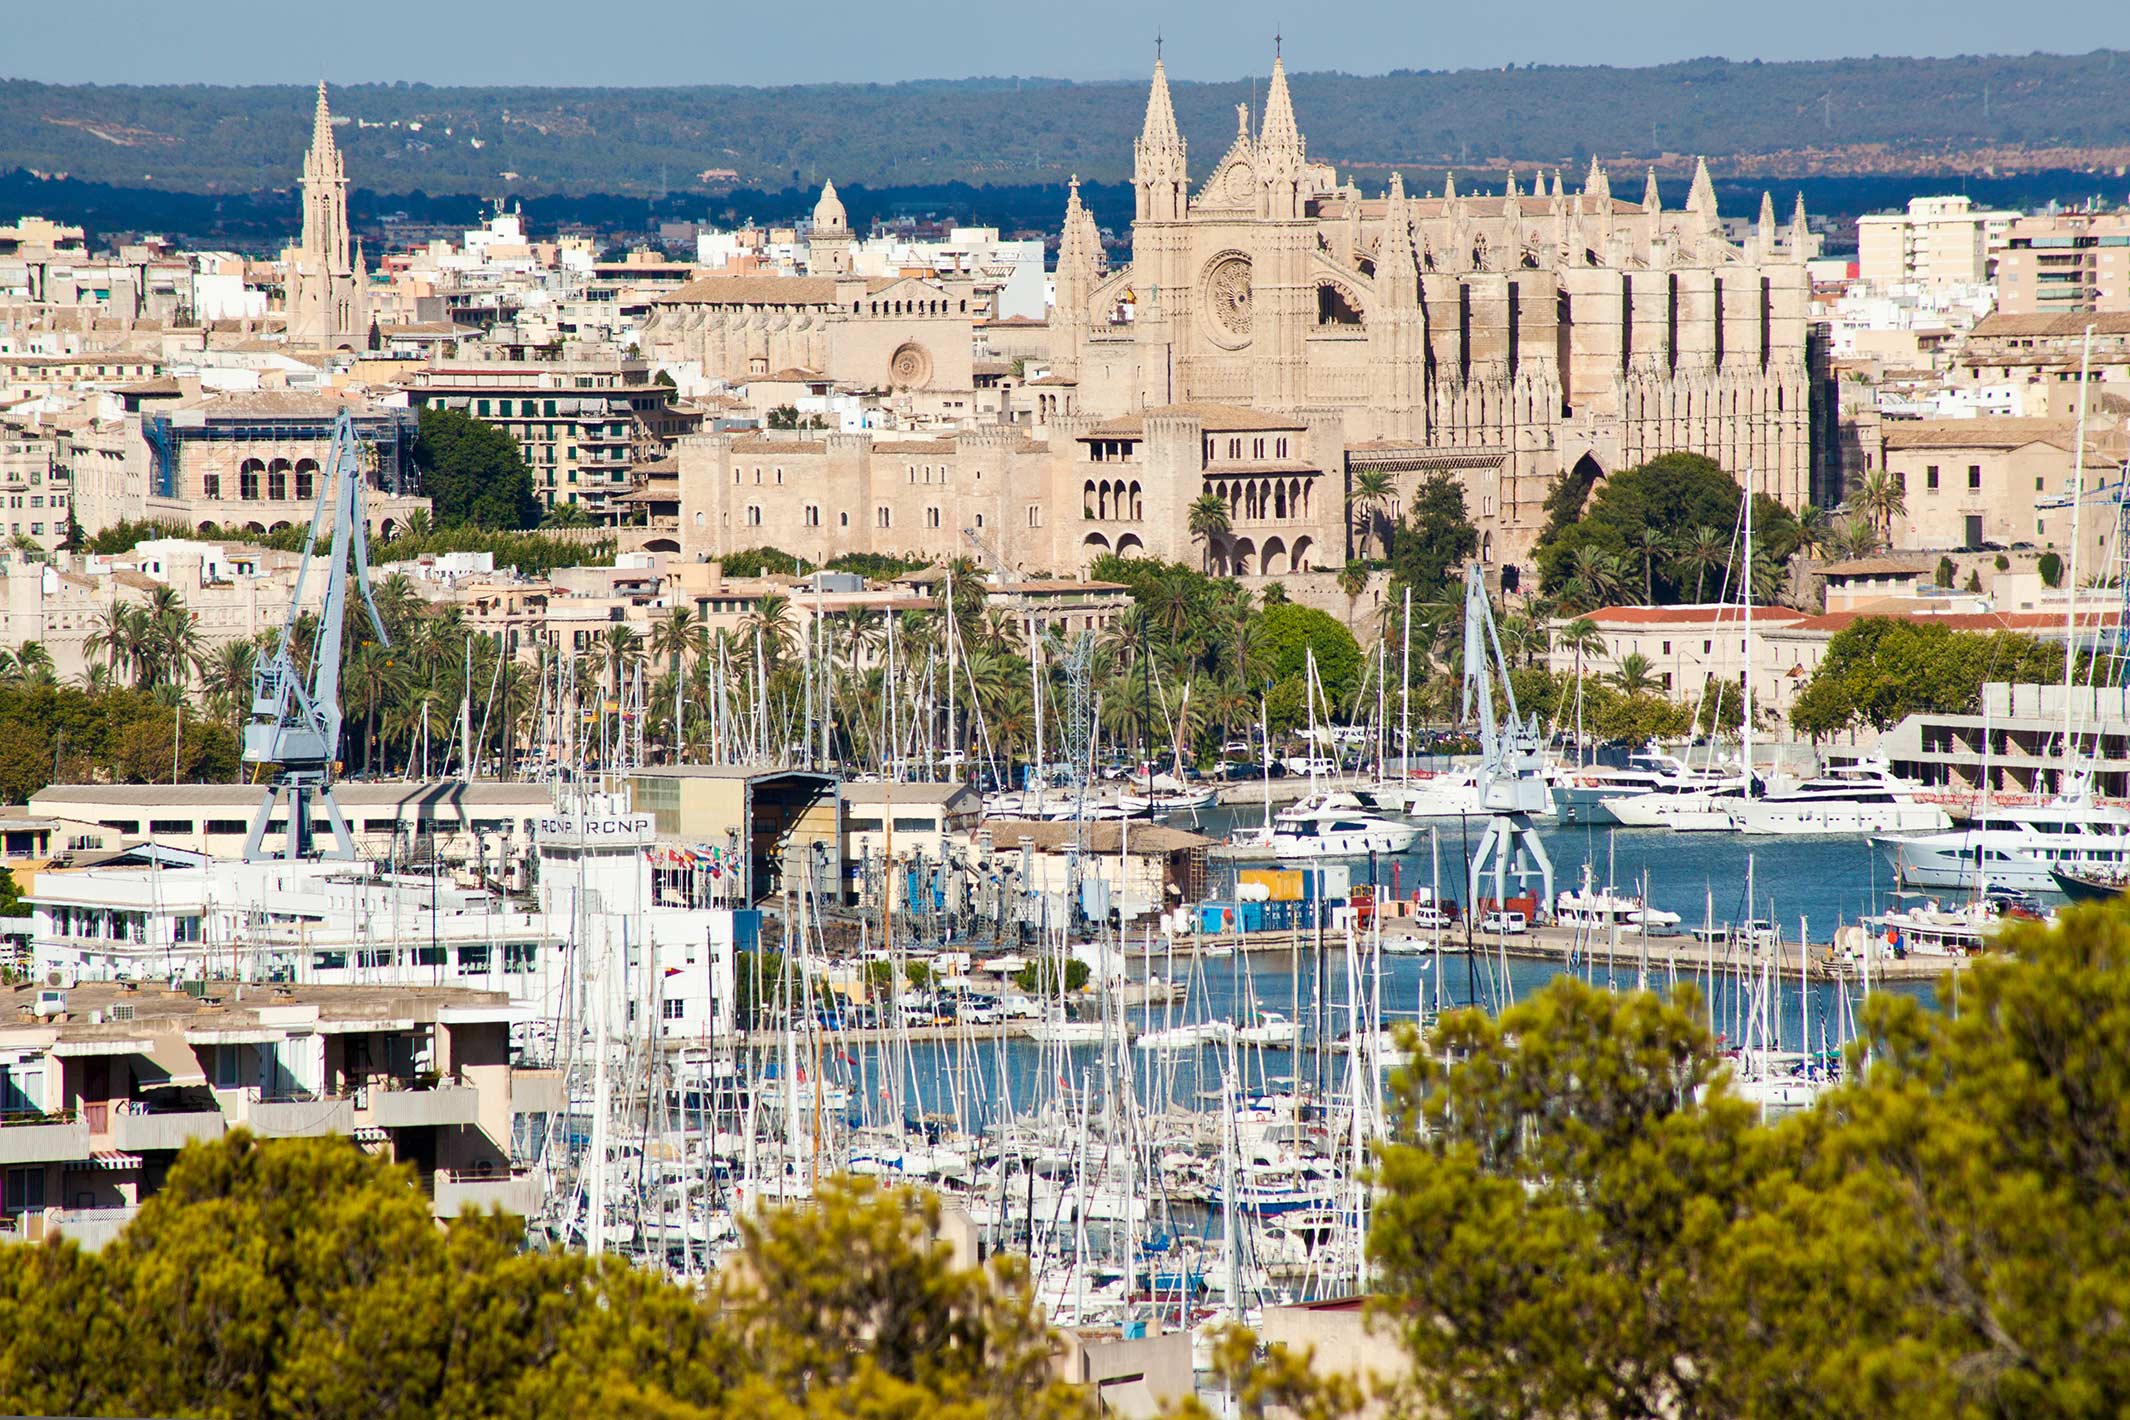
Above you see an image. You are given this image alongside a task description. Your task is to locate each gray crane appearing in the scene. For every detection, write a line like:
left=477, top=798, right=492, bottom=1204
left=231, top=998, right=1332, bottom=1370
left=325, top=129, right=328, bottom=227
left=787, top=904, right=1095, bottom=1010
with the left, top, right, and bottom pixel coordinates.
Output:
left=241, top=409, right=390, bottom=861
left=1459, top=561, right=1555, bottom=916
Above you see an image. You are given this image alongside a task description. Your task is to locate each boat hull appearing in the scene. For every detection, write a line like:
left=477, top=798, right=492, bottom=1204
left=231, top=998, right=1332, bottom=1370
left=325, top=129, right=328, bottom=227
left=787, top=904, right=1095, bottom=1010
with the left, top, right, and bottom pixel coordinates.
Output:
left=1730, top=801, right=1952, bottom=836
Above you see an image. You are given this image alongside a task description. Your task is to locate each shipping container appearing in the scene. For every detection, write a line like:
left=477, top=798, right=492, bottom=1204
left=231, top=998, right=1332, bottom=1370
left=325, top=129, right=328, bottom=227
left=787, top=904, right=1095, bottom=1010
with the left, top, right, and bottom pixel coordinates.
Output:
left=1197, top=902, right=1239, bottom=935
left=1239, top=900, right=1267, bottom=933
left=1241, top=867, right=1304, bottom=901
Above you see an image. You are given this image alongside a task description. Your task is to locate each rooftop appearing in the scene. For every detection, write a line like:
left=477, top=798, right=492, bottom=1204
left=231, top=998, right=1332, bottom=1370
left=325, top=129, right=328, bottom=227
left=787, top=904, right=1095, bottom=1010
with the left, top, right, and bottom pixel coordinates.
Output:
left=1083, top=402, right=1308, bottom=438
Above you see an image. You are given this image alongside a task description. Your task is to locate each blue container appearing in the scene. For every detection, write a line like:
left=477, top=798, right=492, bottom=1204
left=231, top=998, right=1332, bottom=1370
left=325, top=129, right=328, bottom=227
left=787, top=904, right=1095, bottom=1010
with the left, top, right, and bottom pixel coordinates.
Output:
left=1198, top=902, right=1239, bottom=934
left=1239, top=900, right=1266, bottom=933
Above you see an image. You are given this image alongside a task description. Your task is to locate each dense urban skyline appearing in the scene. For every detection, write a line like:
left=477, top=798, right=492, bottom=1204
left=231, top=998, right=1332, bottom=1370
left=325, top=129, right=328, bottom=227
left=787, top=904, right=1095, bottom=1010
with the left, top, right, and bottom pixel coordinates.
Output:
left=10, top=0, right=2130, bottom=86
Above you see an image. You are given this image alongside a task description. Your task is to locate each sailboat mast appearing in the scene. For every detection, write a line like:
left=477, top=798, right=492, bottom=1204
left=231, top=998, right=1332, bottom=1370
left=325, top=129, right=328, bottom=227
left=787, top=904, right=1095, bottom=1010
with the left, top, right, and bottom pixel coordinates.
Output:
left=2064, top=324, right=2094, bottom=794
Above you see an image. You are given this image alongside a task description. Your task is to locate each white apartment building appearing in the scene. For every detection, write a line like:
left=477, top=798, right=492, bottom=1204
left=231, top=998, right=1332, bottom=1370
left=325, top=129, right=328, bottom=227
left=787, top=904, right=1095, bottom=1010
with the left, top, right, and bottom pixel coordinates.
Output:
left=1856, top=196, right=2018, bottom=292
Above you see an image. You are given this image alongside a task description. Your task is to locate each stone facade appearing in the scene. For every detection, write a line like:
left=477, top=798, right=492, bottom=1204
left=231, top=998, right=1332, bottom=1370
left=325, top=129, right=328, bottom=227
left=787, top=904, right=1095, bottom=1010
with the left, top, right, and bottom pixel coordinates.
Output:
left=1051, top=53, right=1819, bottom=568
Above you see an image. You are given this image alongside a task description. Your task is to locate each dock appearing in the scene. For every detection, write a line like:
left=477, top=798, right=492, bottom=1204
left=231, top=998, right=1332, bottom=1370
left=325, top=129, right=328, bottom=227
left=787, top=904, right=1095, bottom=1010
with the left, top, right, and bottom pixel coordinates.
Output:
left=1142, top=920, right=1965, bottom=983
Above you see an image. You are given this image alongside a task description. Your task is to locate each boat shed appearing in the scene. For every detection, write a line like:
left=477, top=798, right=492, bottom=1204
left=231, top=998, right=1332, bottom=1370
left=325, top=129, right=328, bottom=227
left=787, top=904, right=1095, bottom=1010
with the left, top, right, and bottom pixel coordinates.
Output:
left=626, top=766, right=841, bottom=905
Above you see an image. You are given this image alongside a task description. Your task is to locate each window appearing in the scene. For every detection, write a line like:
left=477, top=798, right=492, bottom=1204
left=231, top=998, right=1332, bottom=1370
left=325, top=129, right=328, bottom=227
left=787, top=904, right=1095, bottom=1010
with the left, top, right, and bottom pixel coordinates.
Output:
left=804, top=505, right=820, bottom=527
left=240, top=467, right=260, bottom=500
left=148, top=819, right=193, bottom=835
left=505, top=943, right=538, bottom=974
left=840, top=512, right=850, bottom=527
left=205, top=819, right=248, bottom=835
left=1028, top=505, right=1043, bottom=528
left=1926, top=464, right=1939, bottom=490
left=2037, top=477, right=2045, bottom=492
left=203, top=474, right=220, bottom=499
left=877, top=507, right=891, bottom=528
left=1968, top=464, right=1982, bottom=490
left=457, top=945, right=491, bottom=975
left=745, top=504, right=762, bottom=527
left=926, top=507, right=941, bottom=529
left=662, top=998, right=686, bottom=1021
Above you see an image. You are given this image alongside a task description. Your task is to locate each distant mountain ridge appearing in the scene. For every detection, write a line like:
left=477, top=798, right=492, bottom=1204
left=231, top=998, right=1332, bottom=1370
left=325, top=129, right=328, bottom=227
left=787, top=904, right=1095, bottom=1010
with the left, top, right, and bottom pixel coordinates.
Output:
left=5, top=50, right=2130, bottom=198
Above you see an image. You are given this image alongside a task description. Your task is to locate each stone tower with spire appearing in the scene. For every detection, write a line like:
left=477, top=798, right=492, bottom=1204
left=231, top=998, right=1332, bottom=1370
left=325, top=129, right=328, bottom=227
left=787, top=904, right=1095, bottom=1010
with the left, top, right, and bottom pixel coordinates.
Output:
left=284, top=82, right=367, bottom=350
left=808, top=180, right=853, bottom=277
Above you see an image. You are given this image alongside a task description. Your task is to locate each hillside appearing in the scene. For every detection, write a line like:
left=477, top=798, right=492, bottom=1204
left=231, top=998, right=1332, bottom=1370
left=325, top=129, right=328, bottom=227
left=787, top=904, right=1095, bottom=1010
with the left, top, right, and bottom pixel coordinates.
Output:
left=6, top=50, right=2130, bottom=199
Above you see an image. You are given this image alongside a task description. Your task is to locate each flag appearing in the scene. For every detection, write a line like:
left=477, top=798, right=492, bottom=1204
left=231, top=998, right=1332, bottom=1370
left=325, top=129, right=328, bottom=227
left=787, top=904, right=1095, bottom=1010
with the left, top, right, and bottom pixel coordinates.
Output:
left=664, top=967, right=683, bottom=978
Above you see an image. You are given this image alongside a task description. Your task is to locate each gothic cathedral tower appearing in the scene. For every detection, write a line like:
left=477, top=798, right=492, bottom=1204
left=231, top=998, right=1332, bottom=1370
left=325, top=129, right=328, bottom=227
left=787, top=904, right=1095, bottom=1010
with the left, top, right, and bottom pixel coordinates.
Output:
left=284, top=83, right=368, bottom=351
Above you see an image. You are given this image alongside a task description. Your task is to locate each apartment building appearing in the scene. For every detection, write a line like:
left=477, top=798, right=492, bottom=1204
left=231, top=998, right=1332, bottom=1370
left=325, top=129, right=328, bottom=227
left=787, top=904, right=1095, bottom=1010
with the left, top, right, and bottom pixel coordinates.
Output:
left=0, top=979, right=544, bottom=1247
left=1855, top=196, right=2017, bottom=291
left=0, top=431, right=70, bottom=551
left=398, top=358, right=701, bottom=523
left=1996, top=210, right=2130, bottom=316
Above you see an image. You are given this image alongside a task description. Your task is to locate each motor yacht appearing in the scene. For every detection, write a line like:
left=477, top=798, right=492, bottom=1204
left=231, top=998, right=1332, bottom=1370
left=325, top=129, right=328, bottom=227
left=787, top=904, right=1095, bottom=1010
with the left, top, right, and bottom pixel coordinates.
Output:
left=1218, top=807, right=1419, bottom=858
left=1876, top=790, right=2130, bottom=893
left=1553, top=746, right=1732, bottom=825
left=1724, top=754, right=1952, bottom=835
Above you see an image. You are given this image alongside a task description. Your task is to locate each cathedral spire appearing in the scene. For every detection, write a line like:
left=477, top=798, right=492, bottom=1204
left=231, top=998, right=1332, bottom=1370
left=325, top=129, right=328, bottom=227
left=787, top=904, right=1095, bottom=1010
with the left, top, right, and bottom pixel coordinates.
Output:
left=1789, top=191, right=1811, bottom=263
left=1686, top=156, right=1718, bottom=230
left=310, top=81, right=336, bottom=159
left=1379, top=171, right=1419, bottom=305
left=1584, top=157, right=1609, bottom=207
left=1443, top=169, right=1457, bottom=202
left=1643, top=166, right=1662, bottom=216
left=1134, top=54, right=1188, bottom=222
left=1255, top=51, right=1306, bottom=219
left=1757, top=190, right=1777, bottom=261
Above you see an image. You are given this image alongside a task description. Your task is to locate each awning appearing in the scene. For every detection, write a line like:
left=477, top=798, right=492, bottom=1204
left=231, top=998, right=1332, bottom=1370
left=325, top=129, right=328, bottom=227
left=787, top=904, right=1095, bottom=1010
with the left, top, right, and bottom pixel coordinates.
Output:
left=85, top=1151, right=142, bottom=1170
left=51, top=1038, right=153, bottom=1059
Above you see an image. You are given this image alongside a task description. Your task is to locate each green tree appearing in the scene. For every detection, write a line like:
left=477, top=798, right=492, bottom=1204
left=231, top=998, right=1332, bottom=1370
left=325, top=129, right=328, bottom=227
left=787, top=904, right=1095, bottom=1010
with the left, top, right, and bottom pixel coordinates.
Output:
left=411, top=405, right=539, bottom=530
left=1537, top=454, right=1799, bottom=605
left=1258, top=603, right=1364, bottom=711
left=1386, top=472, right=1478, bottom=605
left=2040, top=550, right=2064, bottom=587
left=1935, top=554, right=1955, bottom=587
left=1187, top=492, right=1231, bottom=573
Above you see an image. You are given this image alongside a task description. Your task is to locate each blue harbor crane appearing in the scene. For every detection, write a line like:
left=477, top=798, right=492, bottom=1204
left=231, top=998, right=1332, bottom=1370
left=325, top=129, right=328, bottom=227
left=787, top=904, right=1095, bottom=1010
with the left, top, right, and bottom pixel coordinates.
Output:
left=241, top=409, right=389, bottom=861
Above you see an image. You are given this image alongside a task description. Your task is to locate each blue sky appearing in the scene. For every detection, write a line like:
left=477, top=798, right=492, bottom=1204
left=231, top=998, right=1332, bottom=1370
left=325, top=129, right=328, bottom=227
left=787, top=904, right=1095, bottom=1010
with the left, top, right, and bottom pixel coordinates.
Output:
left=15, top=0, right=2130, bottom=86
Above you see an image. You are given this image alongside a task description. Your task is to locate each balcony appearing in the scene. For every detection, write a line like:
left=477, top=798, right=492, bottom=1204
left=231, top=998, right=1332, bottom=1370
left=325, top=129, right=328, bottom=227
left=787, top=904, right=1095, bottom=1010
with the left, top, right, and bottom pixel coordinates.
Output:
left=367, top=1083, right=480, bottom=1130
left=49, top=1205, right=138, bottom=1252
left=511, top=1069, right=565, bottom=1116
left=247, top=1095, right=354, bottom=1138
left=110, top=1108, right=226, bottom=1154
left=0, top=1113, right=89, bottom=1166
left=432, top=1168, right=539, bottom=1219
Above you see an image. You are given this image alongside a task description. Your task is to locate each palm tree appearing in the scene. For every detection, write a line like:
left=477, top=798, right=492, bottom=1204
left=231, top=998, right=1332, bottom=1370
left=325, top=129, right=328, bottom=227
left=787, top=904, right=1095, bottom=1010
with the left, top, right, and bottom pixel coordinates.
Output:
left=1832, top=517, right=1882, bottom=560
left=1853, top=469, right=1907, bottom=544
left=1794, top=504, right=1833, bottom=562
left=650, top=604, right=701, bottom=680
left=1674, top=525, right=1728, bottom=603
left=1187, top=493, right=1231, bottom=573
left=1337, top=560, right=1369, bottom=626
left=1563, top=546, right=1626, bottom=612
left=1627, top=526, right=1671, bottom=604
left=1347, top=470, right=1396, bottom=559
left=199, top=641, right=255, bottom=722
left=1557, top=616, right=1606, bottom=691
left=597, top=623, right=644, bottom=701
left=1607, top=651, right=1658, bottom=696
left=86, top=598, right=136, bottom=682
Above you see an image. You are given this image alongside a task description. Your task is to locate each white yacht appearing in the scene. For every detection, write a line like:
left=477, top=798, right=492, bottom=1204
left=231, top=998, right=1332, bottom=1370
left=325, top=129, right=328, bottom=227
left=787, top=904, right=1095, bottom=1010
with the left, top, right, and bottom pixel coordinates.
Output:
left=1726, top=755, right=1952, bottom=836
left=1876, top=790, right=2130, bottom=893
left=1554, top=747, right=1731, bottom=825
left=1554, top=885, right=1682, bottom=929
left=1217, top=806, right=1419, bottom=859
left=1601, top=777, right=1752, bottom=831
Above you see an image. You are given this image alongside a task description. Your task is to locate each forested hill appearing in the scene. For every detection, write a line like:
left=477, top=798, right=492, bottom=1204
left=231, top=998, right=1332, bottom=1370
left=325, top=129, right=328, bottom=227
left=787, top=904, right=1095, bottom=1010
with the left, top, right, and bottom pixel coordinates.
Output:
left=7, top=50, right=2130, bottom=199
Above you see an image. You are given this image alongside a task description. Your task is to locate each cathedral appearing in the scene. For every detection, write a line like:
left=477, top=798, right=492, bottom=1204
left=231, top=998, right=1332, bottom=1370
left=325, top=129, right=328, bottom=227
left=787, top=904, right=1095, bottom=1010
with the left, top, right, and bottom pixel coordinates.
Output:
left=1046, top=51, right=1824, bottom=570
left=283, top=83, right=369, bottom=351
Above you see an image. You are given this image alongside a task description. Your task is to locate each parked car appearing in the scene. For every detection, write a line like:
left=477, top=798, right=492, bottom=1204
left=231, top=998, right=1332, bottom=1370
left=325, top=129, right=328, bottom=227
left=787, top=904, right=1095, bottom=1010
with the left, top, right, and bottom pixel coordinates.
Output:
left=1479, top=910, right=1529, bottom=935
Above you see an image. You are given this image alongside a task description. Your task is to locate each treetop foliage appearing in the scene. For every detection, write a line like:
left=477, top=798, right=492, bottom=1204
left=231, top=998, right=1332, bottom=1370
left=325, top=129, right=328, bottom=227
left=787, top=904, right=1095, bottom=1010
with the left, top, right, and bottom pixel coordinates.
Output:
left=0, top=1132, right=1090, bottom=1420
left=11, top=53, right=2130, bottom=197
left=1348, top=899, right=2130, bottom=1420
left=1787, top=615, right=2074, bottom=739
left=412, top=405, right=540, bottom=530
left=1535, top=453, right=1798, bottom=605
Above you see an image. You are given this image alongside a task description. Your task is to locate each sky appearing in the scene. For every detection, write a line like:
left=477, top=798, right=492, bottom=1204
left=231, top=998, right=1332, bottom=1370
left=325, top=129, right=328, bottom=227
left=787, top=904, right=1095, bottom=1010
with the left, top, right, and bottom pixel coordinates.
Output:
left=13, top=0, right=2130, bottom=87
